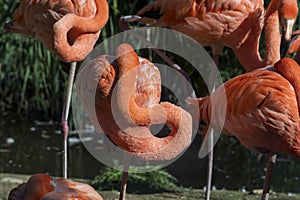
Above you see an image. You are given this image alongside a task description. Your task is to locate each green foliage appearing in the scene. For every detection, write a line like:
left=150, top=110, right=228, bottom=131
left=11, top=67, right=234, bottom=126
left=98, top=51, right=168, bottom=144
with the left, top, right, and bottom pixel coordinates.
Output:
left=0, top=34, right=67, bottom=117
left=92, top=165, right=180, bottom=193
left=0, top=0, right=67, bottom=118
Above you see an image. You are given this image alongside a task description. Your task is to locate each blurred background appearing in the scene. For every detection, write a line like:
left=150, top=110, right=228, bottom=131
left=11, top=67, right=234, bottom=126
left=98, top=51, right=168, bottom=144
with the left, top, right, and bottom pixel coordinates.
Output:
left=0, top=0, right=299, bottom=193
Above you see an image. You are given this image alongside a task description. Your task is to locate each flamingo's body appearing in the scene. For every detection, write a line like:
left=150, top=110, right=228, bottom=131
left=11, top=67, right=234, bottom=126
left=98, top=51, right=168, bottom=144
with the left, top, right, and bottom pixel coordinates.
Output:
left=135, top=0, right=297, bottom=70
left=138, top=0, right=263, bottom=66
left=8, top=174, right=103, bottom=200
left=193, top=58, right=300, bottom=159
left=76, top=43, right=192, bottom=160
left=4, top=0, right=109, bottom=62
left=4, top=0, right=109, bottom=178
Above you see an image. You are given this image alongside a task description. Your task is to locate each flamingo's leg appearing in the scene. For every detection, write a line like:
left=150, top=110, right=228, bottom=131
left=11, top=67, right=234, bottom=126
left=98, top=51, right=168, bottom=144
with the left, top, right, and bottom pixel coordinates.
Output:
left=61, top=61, right=77, bottom=179
left=261, top=153, right=277, bottom=200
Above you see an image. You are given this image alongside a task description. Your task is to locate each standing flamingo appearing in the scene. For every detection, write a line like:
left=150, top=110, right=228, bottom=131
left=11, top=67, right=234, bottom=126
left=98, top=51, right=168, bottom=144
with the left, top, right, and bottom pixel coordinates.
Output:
left=128, top=1, right=298, bottom=198
left=189, top=57, right=300, bottom=200
left=4, top=0, right=109, bottom=178
left=76, top=43, right=193, bottom=199
left=129, top=0, right=297, bottom=70
left=7, top=174, right=103, bottom=200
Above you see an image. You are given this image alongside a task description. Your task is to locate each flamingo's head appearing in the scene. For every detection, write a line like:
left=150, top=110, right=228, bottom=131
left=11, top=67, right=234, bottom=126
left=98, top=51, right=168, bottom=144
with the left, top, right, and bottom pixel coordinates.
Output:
left=4, top=3, right=34, bottom=37
left=279, top=0, right=298, bottom=57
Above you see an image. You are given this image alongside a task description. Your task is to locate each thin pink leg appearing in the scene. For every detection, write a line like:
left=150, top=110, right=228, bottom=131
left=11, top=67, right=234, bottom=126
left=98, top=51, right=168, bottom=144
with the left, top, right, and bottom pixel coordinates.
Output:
left=61, top=61, right=77, bottom=179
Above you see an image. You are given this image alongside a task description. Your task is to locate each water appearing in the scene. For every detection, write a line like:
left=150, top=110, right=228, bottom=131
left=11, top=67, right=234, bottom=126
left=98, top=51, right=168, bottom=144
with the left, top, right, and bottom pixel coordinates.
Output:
left=0, top=111, right=299, bottom=193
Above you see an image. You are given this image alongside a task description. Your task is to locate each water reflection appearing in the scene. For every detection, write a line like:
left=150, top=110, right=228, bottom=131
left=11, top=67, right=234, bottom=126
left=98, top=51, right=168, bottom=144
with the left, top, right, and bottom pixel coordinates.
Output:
left=0, top=111, right=299, bottom=193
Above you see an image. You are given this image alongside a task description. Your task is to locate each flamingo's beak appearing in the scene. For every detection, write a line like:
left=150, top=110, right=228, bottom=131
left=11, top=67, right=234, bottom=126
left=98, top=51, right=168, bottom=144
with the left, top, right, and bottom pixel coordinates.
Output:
left=280, top=19, right=295, bottom=58
left=4, top=20, right=34, bottom=37
left=4, top=21, right=14, bottom=33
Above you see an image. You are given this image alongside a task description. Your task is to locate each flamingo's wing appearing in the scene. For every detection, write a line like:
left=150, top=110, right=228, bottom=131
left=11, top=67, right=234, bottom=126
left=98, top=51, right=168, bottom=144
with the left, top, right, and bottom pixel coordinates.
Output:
left=41, top=179, right=103, bottom=200
left=134, top=57, right=161, bottom=108
left=198, top=69, right=300, bottom=156
left=136, top=0, right=264, bottom=47
left=8, top=174, right=54, bottom=200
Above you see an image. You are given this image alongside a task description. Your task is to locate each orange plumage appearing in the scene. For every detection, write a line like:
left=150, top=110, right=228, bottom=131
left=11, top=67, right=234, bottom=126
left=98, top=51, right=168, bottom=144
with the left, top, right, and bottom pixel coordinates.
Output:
left=8, top=174, right=103, bottom=200
left=4, top=0, right=109, bottom=62
left=136, top=0, right=298, bottom=70
left=76, top=43, right=192, bottom=160
left=195, top=58, right=300, bottom=158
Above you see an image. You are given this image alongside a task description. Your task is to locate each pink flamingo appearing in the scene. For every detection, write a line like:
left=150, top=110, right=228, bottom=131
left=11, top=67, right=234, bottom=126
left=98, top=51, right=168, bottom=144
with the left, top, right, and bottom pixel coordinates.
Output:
left=4, top=0, right=109, bottom=178
left=8, top=174, right=103, bottom=200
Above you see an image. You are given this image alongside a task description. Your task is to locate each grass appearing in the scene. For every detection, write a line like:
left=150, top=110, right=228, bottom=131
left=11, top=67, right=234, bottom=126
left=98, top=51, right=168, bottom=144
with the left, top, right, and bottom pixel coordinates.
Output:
left=92, top=166, right=180, bottom=193
left=0, top=173, right=299, bottom=200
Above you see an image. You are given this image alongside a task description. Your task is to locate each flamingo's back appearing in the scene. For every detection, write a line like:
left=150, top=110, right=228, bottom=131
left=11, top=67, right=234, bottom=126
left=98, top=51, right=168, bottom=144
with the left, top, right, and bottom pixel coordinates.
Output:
left=137, top=0, right=264, bottom=48
left=7, top=174, right=103, bottom=200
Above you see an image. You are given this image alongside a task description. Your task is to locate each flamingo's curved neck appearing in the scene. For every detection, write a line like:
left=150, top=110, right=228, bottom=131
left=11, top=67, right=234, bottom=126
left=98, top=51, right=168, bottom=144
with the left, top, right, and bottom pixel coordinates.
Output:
left=233, top=0, right=283, bottom=71
left=274, top=58, right=300, bottom=157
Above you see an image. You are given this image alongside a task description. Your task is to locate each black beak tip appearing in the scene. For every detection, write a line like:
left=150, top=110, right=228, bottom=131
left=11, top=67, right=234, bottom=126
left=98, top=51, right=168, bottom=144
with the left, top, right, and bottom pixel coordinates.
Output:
left=280, top=37, right=291, bottom=59
left=280, top=33, right=300, bottom=58
left=4, top=21, right=14, bottom=32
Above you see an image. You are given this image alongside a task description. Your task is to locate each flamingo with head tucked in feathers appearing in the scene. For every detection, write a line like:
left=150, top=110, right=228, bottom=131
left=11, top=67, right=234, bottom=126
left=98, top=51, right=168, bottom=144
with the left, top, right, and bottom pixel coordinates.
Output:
left=8, top=174, right=103, bottom=200
left=4, top=0, right=109, bottom=179
left=76, top=43, right=192, bottom=161
left=76, top=43, right=192, bottom=199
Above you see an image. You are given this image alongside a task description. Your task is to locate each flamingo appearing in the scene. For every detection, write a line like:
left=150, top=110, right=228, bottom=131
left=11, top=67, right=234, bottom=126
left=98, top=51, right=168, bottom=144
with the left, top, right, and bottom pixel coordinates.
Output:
left=129, top=0, right=297, bottom=70
left=7, top=174, right=103, bottom=200
left=127, top=1, right=298, bottom=198
left=189, top=57, right=300, bottom=200
left=76, top=43, right=192, bottom=159
left=4, top=0, right=109, bottom=178
left=76, top=43, right=192, bottom=199
left=4, top=0, right=109, bottom=62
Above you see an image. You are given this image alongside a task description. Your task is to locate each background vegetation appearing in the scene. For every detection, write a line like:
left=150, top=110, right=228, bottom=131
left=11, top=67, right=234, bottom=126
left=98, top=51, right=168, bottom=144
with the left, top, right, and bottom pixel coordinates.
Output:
left=91, top=166, right=180, bottom=193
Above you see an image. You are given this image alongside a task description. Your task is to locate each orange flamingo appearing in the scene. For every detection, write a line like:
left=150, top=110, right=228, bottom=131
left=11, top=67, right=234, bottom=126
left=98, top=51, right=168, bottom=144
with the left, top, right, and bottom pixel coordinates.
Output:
left=8, top=174, right=103, bottom=200
left=76, top=43, right=192, bottom=160
left=189, top=57, right=300, bottom=199
left=4, top=0, right=109, bottom=62
left=130, top=0, right=297, bottom=70
left=76, top=43, right=192, bottom=199
left=128, top=1, right=298, bottom=199
left=4, top=0, right=109, bottom=178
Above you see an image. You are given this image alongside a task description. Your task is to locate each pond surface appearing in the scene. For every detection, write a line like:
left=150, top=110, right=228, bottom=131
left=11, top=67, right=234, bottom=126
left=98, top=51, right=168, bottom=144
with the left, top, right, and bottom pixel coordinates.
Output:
left=0, top=111, right=299, bottom=193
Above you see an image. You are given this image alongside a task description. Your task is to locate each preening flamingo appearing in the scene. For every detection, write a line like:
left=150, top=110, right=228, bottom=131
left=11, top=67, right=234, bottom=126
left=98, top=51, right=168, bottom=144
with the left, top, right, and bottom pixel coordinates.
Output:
left=76, top=43, right=192, bottom=160
left=8, top=174, right=103, bottom=200
left=130, top=0, right=297, bottom=70
left=189, top=57, right=300, bottom=199
left=76, top=43, right=192, bottom=199
left=4, top=0, right=109, bottom=178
